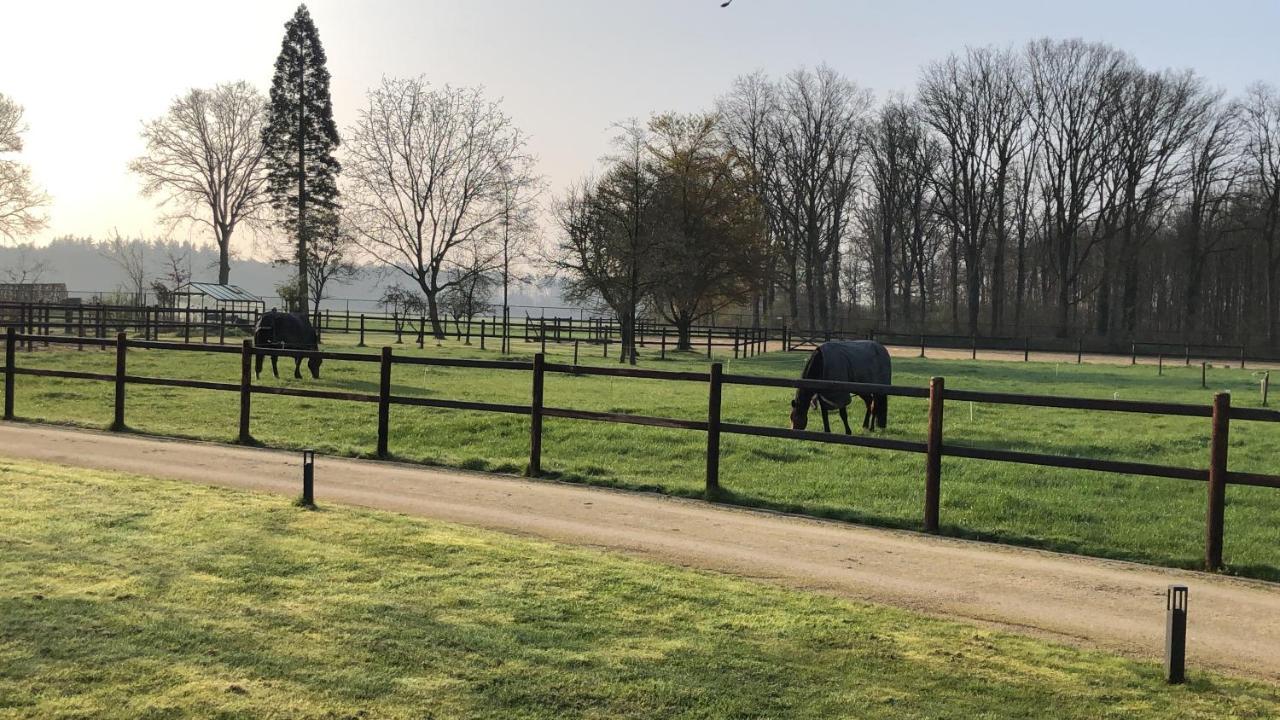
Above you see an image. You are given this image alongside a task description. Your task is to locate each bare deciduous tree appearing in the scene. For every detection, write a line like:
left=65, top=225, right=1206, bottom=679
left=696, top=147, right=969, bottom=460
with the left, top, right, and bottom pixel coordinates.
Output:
left=919, top=46, right=1027, bottom=335
left=491, top=163, right=542, bottom=352
left=2, top=244, right=51, bottom=284
left=1022, top=39, right=1131, bottom=337
left=0, top=93, right=49, bottom=242
left=345, top=77, right=536, bottom=338
left=764, top=65, right=870, bottom=330
left=98, top=232, right=149, bottom=305
left=130, top=82, right=270, bottom=285
left=1242, top=83, right=1280, bottom=347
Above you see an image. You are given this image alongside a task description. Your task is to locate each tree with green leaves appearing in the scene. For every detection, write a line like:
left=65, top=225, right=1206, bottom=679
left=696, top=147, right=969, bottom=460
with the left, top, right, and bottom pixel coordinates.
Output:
left=262, top=4, right=340, bottom=312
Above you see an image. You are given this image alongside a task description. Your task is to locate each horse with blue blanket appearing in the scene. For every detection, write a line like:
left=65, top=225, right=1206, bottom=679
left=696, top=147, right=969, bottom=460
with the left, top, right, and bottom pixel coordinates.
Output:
left=789, top=340, right=891, bottom=434
left=253, top=310, right=322, bottom=379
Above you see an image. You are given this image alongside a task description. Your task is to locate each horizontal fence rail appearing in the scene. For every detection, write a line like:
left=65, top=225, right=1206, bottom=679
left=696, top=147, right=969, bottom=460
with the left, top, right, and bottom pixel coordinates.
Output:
left=3, top=326, right=1278, bottom=572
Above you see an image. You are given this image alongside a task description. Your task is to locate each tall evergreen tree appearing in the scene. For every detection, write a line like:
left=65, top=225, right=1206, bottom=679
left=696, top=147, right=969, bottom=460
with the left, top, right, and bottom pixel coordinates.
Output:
left=262, top=4, right=340, bottom=312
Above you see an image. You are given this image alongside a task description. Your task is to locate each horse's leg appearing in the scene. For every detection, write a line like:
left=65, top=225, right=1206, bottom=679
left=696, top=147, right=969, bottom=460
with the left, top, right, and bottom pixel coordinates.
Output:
left=821, top=407, right=831, bottom=433
left=254, top=352, right=263, bottom=379
left=862, top=396, right=872, bottom=430
left=294, top=355, right=303, bottom=379
left=839, top=405, right=852, bottom=435
left=270, top=353, right=279, bottom=379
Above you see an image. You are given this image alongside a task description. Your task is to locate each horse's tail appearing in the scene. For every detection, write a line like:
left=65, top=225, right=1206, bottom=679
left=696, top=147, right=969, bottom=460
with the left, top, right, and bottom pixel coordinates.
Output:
left=875, top=393, right=888, bottom=429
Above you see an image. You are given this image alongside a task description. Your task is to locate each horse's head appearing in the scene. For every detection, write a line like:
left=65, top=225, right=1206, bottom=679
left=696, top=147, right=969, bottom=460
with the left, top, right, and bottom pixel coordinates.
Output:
left=306, top=354, right=322, bottom=379
left=789, top=393, right=813, bottom=431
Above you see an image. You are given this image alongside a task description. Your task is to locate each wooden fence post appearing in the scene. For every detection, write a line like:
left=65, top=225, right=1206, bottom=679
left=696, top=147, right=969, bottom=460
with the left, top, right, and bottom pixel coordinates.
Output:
left=1206, top=392, right=1230, bottom=571
left=1201, top=361, right=1207, bottom=389
left=706, top=362, right=723, bottom=493
left=733, top=327, right=740, bottom=359
left=480, top=319, right=486, bottom=350
left=112, top=332, right=127, bottom=430
left=218, top=310, right=226, bottom=344
left=919, top=334, right=926, bottom=358
left=971, top=335, right=977, bottom=360
left=1263, top=372, right=1270, bottom=407
left=1240, top=346, right=1246, bottom=370
left=1023, top=337, right=1030, bottom=362
left=4, top=327, right=14, bottom=420
left=706, top=327, right=712, bottom=359
left=395, top=313, right=403, bottom=344
left=1077, top=338, right=1083, bottom=364
left=1185, top=344, right=1191, bottom=367
left=358, top=314, right=366, bottom=347
left=239, top=339, right=253, bottom=443
left=660, top=328, right=667, bottom=360
left=77, top=307, right=85, bottom=351
left=1131, top=343, right=1137, bottom=366
left=417, top=316, right=425, bottom=349
left=540, top=319, right=546, bottom=354
left=377, top=347, right=392, bottom=458
left=925, top=376, right=944, bottom=533
left=528, top=353, right=545, bottom=476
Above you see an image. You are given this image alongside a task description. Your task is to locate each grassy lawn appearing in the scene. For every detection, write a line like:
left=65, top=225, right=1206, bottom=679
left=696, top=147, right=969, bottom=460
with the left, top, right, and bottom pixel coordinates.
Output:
left=1, top=459, right=1277, bottom=718
left=5, top=330, right=1280, bottom=580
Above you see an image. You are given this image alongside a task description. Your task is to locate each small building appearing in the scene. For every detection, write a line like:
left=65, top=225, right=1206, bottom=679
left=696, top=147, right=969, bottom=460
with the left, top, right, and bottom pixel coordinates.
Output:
left=172, top=282, right=265, bottom=317
left=0, top=283, right=69, bottom=304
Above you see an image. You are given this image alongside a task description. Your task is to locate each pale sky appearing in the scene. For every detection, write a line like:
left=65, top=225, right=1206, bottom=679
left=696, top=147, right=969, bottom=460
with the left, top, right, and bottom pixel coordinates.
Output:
left=4, top=0, right=1279, bottom=256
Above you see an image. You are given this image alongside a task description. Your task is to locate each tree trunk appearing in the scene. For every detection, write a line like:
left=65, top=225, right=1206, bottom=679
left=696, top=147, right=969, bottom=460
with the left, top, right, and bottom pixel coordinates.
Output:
left=676, top=316, right=693, bottom=351
left=965, top=240, right=981, bottom=336
left=989, top=231, right=1005, bottom=335
left=216, top=224, right=231, bottom=285
left=1096, top=235, right=1112, bottom=336
left=1056, top=238, right=1072, bottom=338
left=881, top=227, right=893, bottom=329
left=949, top=230, right=959, bottom=332
left=426, top=291, right=445, bottom=339
left=1014, top=230, right=1026, bottom=331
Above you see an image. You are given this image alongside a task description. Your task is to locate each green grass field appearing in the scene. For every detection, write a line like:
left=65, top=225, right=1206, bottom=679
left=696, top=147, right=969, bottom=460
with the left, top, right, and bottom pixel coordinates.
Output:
left=2, top=459, right=1278, bottom=718
left=6, top=330, right=1280, bottom=580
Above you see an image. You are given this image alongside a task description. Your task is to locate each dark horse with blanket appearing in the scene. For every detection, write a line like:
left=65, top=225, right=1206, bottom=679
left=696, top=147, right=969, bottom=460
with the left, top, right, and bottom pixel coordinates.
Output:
left=789, top=340, right=891, bottom=433
left=253, top=311, right=322, bottom=379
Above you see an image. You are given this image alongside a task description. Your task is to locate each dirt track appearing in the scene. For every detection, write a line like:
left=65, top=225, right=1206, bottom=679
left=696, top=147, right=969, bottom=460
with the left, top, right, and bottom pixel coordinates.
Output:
left=2, top=422, right=1278, bottom=682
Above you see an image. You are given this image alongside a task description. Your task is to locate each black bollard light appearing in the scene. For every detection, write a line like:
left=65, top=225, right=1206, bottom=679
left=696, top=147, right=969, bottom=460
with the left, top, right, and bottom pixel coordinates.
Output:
left=301, top=449, right=316, bottom=507
left=1165, top=584, right=1188, bottom=684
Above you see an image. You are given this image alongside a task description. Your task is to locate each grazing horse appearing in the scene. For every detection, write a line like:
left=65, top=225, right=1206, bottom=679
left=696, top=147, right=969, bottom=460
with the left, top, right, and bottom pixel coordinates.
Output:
left=253, top=311, right=322, bottom=379
left=789, top=340, right=891, bottom=434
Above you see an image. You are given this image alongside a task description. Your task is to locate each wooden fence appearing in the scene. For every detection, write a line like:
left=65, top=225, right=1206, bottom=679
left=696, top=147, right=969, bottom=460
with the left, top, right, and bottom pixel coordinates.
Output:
left=7, top=299, right=1280, bottom=368
left=4, top=327, right=1279, bottom=571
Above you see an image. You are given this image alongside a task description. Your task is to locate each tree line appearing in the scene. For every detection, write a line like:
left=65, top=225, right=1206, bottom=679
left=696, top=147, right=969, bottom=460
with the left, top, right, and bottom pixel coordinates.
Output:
left=555, top=39, right=1280, bottom=364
